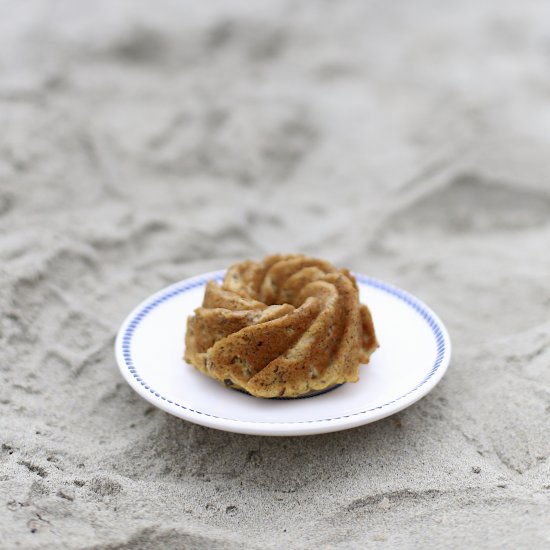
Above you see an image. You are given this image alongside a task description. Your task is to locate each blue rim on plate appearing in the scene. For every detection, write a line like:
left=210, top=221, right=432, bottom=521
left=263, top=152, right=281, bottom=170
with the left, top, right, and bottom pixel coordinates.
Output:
left=117, top=271, right=450, bottom=427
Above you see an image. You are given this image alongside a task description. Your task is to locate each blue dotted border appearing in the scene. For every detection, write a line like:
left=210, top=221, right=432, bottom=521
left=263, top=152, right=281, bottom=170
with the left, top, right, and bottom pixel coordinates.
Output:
left=120, top=272, right=448, bottom=424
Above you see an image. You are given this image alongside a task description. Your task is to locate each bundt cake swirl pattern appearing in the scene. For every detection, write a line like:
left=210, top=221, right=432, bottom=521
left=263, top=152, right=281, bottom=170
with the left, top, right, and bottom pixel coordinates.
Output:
left=184, top=255, right=378, bottom=398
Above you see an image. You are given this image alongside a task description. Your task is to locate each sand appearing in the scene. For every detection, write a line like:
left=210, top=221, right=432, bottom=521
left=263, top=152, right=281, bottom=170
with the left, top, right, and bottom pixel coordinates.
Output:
left=1, top=0, right=549, bottom=548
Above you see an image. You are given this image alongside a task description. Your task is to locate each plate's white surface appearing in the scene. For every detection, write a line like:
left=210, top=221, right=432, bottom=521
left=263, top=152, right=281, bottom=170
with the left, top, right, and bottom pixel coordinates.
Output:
left=115, top=271, right=451, bottom=436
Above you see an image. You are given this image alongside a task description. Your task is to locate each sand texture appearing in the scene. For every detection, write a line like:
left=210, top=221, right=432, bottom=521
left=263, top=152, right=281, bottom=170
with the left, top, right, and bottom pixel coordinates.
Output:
left=1, top=0, right=549, bottom=548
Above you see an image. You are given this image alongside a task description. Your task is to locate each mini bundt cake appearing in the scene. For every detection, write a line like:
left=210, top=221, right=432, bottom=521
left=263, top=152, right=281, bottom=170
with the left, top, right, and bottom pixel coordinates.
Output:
left=184, top=254, right=378, bottom=398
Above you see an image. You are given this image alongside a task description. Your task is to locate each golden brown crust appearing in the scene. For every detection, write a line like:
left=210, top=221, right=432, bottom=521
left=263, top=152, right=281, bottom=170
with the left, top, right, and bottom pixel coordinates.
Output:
left=184, top=254, right=379, bottom=398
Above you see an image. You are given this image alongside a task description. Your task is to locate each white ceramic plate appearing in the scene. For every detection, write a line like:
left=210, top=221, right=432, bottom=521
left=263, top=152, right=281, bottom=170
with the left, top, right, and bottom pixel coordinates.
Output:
left=115, top=271, right=451, bottom=436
